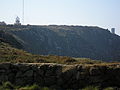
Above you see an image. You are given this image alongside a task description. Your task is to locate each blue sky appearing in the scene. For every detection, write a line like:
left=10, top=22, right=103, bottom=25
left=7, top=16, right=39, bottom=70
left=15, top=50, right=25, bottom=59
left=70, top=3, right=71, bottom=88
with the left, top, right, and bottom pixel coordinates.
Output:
left=0, top=0, right=120, bottom=35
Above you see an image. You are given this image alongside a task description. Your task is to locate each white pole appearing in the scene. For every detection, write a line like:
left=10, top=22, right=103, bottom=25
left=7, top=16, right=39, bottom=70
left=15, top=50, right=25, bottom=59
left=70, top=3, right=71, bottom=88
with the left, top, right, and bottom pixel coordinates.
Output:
left=23, top=0, right=24, bottom=25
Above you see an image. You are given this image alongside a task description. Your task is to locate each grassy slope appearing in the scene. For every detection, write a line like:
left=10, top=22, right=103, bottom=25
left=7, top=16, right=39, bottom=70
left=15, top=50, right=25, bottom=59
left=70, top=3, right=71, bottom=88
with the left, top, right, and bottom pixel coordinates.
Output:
left=1, top=25, right=120, bottom=61
left=0, top=42, right=103, bottom=64
left=0, top=25, right=115, bottom=64
left=0, top=26, right=103, bottom=64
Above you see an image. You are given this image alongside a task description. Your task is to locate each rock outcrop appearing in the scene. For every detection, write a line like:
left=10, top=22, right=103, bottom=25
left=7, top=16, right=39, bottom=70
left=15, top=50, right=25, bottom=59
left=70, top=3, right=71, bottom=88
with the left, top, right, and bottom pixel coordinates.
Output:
left=0, top=63, right=120, bottom=89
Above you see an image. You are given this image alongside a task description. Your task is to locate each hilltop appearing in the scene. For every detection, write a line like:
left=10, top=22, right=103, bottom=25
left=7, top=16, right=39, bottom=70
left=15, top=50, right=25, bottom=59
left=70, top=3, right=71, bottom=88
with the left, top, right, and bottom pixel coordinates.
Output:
left=0, top=25, right=120, bottom=61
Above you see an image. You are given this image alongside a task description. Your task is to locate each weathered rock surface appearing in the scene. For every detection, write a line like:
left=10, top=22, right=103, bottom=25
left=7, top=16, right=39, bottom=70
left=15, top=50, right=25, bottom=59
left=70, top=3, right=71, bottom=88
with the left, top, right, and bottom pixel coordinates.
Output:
left=0, top=63, right=120, bottom=89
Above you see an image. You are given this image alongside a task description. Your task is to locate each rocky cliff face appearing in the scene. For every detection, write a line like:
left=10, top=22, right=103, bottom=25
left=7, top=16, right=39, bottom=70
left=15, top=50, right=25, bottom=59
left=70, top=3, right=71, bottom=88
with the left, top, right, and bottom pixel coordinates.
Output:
left=0, top=63, right=120, bottom=89
left=0, top=25, right=120, bottom=61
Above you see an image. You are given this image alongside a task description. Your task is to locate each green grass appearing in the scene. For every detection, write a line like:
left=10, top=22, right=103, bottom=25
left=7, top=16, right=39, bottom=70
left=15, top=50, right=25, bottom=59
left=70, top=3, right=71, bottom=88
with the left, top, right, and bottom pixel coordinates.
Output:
left=19, top=84, right=41, bottom=90
left=0, top=81, right=14, bottom=90
left=0, top=82, right=118, bottom=90
left=82, top=86, right=99, bottom=90
left=0, top=82, right=51, bottom=90
left=103, top=87, right=115, bottom=90
left=0, top=42, right=104, bottom=65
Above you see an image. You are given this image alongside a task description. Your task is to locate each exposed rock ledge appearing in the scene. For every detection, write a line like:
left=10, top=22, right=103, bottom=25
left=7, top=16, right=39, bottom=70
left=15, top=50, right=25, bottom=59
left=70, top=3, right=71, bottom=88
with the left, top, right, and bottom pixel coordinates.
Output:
left=0, top=63, right=120, bottom=89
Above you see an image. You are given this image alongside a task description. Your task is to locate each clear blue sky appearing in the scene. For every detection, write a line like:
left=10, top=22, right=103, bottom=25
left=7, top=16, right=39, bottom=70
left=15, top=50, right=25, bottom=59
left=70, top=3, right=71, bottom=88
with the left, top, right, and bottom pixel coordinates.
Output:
left=0, top=0, right=120, bottom=35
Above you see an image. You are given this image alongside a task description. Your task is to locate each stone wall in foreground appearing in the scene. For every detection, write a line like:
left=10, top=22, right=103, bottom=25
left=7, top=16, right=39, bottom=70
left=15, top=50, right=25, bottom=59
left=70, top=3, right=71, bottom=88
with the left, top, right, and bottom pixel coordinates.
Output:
left=0, top=63, right=120, bottom=89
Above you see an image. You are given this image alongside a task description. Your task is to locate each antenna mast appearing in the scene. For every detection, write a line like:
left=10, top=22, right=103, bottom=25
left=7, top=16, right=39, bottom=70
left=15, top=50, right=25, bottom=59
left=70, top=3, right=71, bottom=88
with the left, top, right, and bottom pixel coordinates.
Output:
left=22, top=0, right=24, bottom=24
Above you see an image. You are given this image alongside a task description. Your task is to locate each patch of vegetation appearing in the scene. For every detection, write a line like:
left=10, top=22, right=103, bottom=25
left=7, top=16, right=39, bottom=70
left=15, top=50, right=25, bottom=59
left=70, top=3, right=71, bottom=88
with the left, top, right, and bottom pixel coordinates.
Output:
left=19, top=84, right=41, bottom=90
left=0, top=42, right=105, bottom=65
left=103, top=87, right=116, bottom=90
left=0, top=82, right=51, bottom=90
left=82, top=86, right=99, bottom=90
left=0, top=82, right=119, bottom=90
left=0, top=81, right=14, bottom=90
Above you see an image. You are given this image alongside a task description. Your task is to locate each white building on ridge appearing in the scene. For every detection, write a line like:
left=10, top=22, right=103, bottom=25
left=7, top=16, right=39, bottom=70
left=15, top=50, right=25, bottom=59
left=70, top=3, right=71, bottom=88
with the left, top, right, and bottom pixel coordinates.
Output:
left=14, top=16, right=21, bottom=25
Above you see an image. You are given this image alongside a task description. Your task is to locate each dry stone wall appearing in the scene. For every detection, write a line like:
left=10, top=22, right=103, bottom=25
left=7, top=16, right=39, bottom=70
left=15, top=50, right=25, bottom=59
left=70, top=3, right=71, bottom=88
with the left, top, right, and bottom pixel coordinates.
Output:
left=0, top=63, right=120, bottom=89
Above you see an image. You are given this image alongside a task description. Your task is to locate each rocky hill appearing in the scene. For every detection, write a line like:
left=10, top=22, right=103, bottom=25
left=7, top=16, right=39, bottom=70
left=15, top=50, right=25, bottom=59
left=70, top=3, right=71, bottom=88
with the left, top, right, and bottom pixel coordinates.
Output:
left=1, top=25, right=120, bottom=89
left=0, top=25, right=120, bottom=61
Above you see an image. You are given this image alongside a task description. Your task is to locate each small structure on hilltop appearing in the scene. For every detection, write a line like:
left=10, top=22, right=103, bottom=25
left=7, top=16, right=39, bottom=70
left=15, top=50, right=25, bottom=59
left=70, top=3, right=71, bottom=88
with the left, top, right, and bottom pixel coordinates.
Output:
left=0, top=21, right=6, bottom=25
left=111, top=28, right=115, bottom=34
left=14, top=16, right=21, bottom=25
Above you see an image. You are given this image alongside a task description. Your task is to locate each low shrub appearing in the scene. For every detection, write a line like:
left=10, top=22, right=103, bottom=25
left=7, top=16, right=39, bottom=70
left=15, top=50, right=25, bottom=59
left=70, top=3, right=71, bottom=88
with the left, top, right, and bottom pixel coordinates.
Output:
left=19, top=84, right=41, bottom=90
left=41, top=87, right=51, bottom=90
left=3, top=81, right=14, bottom=89
left=103, top=87, right=115, bottom=90
left=82, top=86, right=99, bottom=90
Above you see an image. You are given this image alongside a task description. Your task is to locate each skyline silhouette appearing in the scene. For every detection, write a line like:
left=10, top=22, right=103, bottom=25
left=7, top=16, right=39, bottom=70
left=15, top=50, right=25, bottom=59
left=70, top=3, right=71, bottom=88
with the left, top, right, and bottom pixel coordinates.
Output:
left=0, top=0, right=120, bottom=35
